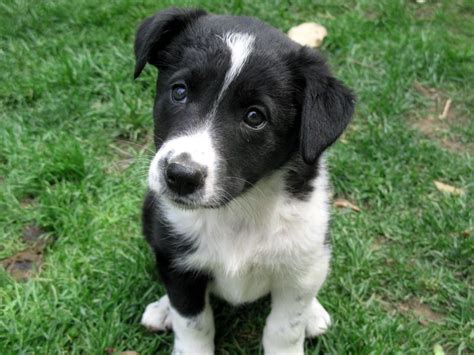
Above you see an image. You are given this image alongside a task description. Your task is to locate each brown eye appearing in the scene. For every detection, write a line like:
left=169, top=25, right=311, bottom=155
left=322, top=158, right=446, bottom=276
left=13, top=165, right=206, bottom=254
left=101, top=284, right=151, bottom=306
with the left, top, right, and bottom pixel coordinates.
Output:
left=244, top=109, right=266, bottom=129
left=171, top=84, right=187, bottom=103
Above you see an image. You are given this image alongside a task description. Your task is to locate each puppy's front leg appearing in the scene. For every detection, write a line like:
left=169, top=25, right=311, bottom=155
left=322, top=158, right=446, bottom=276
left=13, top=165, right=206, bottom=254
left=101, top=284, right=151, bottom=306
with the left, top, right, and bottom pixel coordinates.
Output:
left=170, top=294, right=214, bottom=355
left=263, top=259, right=330, bottom=355
left=263, top=287, right=314, bottom=355
left=156, top=264, right=214, bottom=354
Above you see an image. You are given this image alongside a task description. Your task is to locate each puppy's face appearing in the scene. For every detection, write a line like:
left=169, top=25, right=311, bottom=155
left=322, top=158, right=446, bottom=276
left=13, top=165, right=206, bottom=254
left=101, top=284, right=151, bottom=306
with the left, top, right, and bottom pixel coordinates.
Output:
left=134, top=9, right=354, bottom=209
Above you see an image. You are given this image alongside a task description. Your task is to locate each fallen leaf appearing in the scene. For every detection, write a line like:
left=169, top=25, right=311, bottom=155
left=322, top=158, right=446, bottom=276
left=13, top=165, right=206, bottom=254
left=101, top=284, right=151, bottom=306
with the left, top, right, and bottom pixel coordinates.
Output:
left=119, top=352, right=139, bottom=355
left=433, top=181, right=464, bottom=195
left=433, top=344, right=445, bottom=355
left=333, top=198, right=361, bottom=212
left=288, top=22, right=328, bottom=48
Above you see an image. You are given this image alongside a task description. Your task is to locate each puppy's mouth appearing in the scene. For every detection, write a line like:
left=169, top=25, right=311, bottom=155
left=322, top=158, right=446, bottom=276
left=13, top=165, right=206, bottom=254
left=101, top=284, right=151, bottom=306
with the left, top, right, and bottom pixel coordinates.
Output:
left=167, top=196, right=201, bottom=210
left=164, top=194, right=224, bottom=210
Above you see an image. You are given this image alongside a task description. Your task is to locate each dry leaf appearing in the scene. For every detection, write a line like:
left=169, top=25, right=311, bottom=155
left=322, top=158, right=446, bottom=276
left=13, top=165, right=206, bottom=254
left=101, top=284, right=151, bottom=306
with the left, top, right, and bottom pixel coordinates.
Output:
left=433, top=181, right=464, bottom=195
left=433, top=344, right=445, bottom=355
left=118, top=352, right=139, bottom=355
left=288, top=23, right=328, bottom=48
left=333, top=198, right=361, bottom=212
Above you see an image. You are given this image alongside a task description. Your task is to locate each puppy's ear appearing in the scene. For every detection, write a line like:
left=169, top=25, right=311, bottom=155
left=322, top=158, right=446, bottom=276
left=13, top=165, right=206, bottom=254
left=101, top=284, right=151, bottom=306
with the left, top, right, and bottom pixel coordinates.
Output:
left=293, top=47, right=355, bottom=164
left=134, top=7, right=207, bottom=79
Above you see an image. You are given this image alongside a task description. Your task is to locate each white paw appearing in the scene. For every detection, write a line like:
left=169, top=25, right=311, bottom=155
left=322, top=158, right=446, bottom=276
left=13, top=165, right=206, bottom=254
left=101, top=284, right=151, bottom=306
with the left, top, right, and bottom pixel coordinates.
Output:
left=141, top=294, right=172, bottom=331
left=305, top=298, right=331, bottom=337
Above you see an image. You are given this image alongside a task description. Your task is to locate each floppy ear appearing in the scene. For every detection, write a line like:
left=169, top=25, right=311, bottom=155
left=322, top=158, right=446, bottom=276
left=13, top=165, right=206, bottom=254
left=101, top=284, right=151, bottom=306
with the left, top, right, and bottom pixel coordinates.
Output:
left=134, top=7, right=207, bottom=79
left=295, top=47, right=355, bottom=164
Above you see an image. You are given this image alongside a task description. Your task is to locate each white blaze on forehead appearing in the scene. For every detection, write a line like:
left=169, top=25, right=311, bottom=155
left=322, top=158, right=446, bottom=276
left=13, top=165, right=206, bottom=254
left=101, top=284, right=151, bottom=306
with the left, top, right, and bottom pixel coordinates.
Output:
left=220, top=32, right=255, bottom=97
left=148, top=129, right=218, bottom=200
left=208, top=32, right=255, bottom=116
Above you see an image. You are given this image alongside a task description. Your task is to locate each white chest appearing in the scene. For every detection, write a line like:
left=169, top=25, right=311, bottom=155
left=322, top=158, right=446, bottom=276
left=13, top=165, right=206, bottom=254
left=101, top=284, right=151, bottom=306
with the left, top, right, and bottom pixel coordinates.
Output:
left=161, top=170, right=330, bottom=304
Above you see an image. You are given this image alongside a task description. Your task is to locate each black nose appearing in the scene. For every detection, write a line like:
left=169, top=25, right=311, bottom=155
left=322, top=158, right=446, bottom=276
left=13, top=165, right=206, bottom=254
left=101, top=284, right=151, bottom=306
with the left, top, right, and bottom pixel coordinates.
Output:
left=165, top=162, right=205, bottom=196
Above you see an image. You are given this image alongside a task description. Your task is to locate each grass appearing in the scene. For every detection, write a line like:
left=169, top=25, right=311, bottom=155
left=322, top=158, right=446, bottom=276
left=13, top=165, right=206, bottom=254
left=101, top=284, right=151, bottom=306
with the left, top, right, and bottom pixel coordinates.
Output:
left=0, top=0, right=472, bottom=353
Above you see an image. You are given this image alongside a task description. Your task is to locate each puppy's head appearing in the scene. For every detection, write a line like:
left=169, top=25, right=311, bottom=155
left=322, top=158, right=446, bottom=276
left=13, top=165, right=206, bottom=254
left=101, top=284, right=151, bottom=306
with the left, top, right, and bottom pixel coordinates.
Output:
left=135, top=8, right=355, bottom=209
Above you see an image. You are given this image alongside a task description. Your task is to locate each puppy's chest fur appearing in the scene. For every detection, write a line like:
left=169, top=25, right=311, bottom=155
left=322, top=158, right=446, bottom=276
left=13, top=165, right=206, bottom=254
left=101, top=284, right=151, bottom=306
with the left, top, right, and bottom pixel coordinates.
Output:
left=161, top=169, right=331, bottom=304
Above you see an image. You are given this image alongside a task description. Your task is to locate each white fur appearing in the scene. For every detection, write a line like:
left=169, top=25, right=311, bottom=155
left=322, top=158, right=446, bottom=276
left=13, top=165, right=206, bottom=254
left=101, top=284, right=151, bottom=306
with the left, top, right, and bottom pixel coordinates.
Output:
left=171, top=296, right=215, bottom=355
left=148, top=128, right=218, bottom=201
left=219, top=32, right=255, bottom=100
left=263, top=289, right=320, bottom=355
left=162, top=162, right=330, bottom=280
left=306, top=298, right=332, bottom=337
left=263, top=297, right=331, bottom=355
left=149, top=160, right=332, bottom=354
left=141, top=294, right=172, bottom=331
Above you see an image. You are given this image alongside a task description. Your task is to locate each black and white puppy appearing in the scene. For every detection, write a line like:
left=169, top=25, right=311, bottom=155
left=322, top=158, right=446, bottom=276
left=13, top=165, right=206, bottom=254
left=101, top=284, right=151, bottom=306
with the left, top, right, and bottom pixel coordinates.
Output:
left=135, top=7, right=354, bottom=354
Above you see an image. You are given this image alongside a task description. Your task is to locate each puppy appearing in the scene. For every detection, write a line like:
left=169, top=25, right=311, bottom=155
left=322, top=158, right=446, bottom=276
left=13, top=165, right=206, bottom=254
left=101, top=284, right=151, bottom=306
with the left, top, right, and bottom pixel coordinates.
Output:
left=135, top=8, right=354, bottom=354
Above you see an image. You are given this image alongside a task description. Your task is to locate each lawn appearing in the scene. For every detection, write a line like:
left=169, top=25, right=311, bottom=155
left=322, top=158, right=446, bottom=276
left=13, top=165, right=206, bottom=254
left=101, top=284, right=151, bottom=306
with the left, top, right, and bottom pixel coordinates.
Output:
left=0, top=0, right=472, bottom=353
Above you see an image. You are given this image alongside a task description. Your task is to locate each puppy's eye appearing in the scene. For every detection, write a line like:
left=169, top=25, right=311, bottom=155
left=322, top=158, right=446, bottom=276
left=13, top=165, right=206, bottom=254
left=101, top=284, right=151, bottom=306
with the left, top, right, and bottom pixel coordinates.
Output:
left=171, top=84, right=187, bottom=103
left=243, top=109, right=266, bottom=129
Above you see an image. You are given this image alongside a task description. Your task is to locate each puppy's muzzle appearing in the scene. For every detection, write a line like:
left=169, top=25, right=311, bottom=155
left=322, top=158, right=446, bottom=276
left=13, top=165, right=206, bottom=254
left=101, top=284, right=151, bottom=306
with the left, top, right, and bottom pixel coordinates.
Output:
left=164, top=157, right=207, bottom=196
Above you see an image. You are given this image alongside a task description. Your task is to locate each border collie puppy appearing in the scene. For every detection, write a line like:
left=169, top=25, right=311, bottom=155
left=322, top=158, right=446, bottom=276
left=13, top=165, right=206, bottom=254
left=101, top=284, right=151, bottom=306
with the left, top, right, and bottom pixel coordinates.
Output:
left=135, top=7, right=354, bottom=354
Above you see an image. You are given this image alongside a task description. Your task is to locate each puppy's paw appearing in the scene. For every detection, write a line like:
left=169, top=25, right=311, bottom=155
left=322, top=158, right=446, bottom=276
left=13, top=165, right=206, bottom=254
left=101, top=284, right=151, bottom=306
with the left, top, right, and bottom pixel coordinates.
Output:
left=141, top=294, right=172, bottom=332
left=305, top=298, right=331, bottom=337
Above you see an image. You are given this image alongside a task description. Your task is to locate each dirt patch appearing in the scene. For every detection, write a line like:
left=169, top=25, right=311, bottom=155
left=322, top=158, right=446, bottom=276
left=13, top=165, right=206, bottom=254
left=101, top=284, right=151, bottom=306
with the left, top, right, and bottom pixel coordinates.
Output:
left=397, top=298, right=444, bottom=325
left=411, top=1, right=441, bottom=21
left=370, top=235, right=390, bottom=251
left=410, top=82, right=473, bottom=155
left=20, top=197, right=36, bottom=208
left=22, top=224, right=46, bottom=244
left=1, top=224, right=53, bottom=281
left=379, top=296, right=445, bottom=326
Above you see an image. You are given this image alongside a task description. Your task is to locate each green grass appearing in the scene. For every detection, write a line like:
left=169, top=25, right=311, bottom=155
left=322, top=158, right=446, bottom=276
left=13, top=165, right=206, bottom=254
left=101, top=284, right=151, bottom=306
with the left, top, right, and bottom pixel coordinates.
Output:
left=0, top=0, right=473, bottom=353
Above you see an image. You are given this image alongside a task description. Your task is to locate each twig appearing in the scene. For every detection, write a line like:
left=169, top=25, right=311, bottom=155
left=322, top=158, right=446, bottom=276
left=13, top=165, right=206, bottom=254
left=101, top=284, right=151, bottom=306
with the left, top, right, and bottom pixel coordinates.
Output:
left=439, top=98, right=452, bottom=119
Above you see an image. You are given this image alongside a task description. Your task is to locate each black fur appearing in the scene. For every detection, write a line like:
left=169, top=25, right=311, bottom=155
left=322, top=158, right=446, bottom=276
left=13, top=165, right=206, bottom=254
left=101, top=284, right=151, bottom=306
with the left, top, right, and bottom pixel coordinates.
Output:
left=284, top=154, right=320, bottom=200
left=142, top=192, right=209, bottom=316
left=134, top=7, right=207, bottom=79
left=286, top=46, right=356, bottom=164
